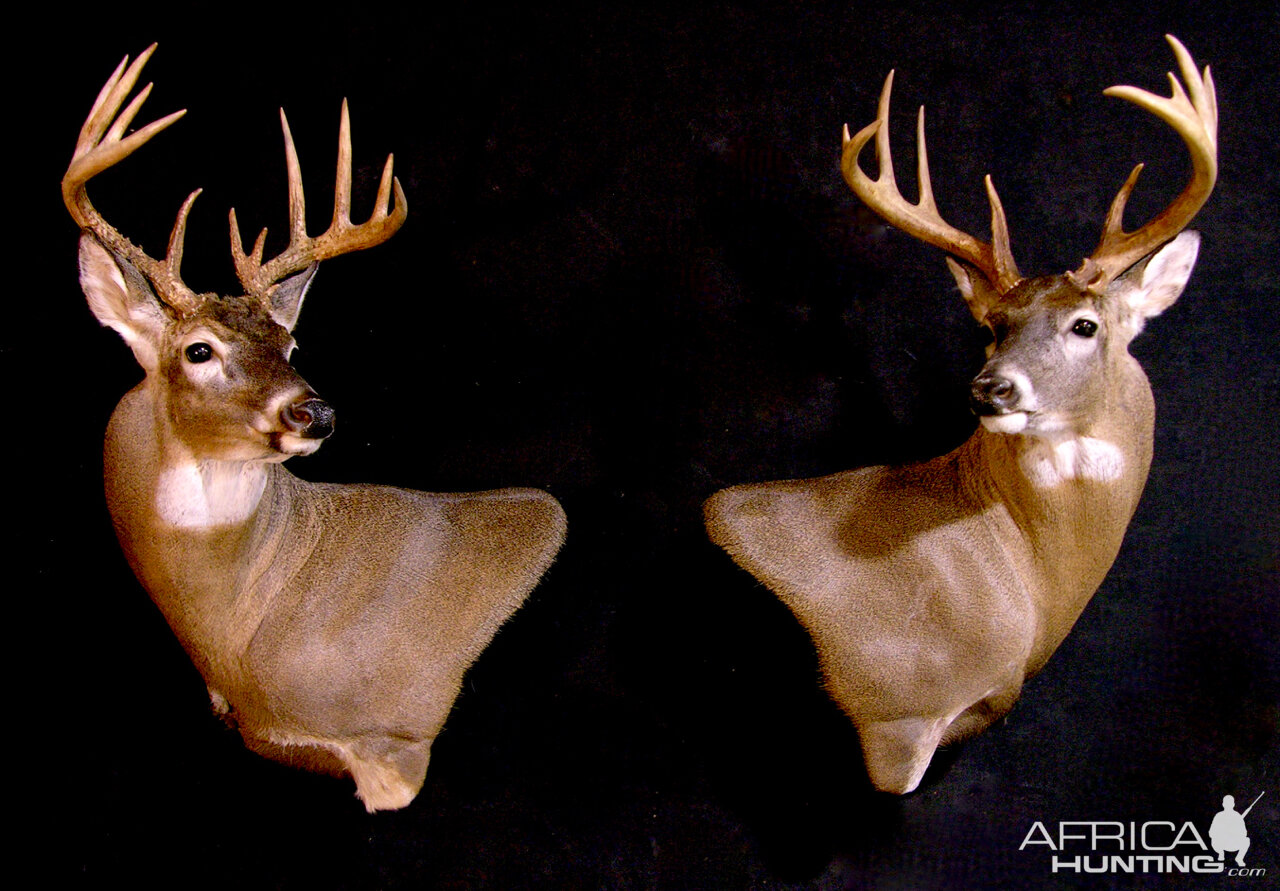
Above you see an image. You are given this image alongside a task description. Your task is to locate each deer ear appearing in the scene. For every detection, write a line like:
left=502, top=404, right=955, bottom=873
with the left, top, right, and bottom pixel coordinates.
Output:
left=947, top=257, right=1002, bottom=323
left=268, top=263, right=319, bottom=332
left=1108, top=230, right=1200, bottom=323
left=78, top=234, right=168, bottom=371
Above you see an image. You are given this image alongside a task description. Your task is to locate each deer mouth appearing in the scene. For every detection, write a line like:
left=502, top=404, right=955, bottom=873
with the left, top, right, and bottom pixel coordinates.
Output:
left=980, top=411, right=1030, bottom=435
left=271, top=431, right=326, bottom=457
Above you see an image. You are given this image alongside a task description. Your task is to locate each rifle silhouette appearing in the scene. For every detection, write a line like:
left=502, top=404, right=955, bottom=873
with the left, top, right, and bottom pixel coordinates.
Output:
left=1241, top=791, right=1265, bottom=819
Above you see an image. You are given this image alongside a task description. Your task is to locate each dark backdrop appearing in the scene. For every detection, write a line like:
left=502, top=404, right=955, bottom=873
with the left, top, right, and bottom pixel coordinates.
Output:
left=14, top=2, right=1277, bottom=888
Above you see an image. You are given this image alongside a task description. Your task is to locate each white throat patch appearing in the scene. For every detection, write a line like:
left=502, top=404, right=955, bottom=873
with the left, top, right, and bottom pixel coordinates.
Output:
left=1020, top=436, right=1125, bottom=488
left=156, top=461, right=268, bottom=529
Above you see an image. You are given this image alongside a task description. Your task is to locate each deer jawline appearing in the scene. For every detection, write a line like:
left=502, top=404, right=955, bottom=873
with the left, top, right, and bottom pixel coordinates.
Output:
left=980, top=412, right=1029, bottom=435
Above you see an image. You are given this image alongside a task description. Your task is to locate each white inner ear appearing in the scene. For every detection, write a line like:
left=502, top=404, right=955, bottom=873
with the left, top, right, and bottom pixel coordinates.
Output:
left=1131, top=230, right=1201, bottom=320
left=80, top=241, right=130, bottom=329
left=269, top=265, right=319, bottom=331
left=947, top=257, right=999, bottom=323
left=82, top=263, right=130, bottom=333
left=79, top=238, right=167, bottom=370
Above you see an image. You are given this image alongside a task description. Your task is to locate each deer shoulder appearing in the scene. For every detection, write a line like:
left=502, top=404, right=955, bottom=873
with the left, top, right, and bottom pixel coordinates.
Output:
left=704, top=35, right=1216, bottom=795
left=67, top=45, right=565, bottom=811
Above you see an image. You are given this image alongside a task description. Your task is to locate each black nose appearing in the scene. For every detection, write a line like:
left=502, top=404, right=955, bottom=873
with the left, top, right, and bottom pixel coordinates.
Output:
left=283, top=397, right=335, bottom=439
left=970, top=373, right=1019, bottom=416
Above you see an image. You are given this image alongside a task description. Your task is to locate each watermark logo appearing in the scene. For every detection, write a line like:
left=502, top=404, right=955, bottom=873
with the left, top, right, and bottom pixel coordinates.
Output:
left=1210, top=794, right=1256, bottom=868
left=1019, top=791, right=1266, bottom=877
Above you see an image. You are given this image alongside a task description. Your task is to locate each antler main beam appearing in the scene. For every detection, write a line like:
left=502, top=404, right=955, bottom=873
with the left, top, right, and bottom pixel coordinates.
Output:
left=62, top=45, right=206, bottom=315
left=230, top=101, right=408, bottom=298
left=842, top=70, right=1022, bottom=293
left=1072, top=35, right=1218, bottom=289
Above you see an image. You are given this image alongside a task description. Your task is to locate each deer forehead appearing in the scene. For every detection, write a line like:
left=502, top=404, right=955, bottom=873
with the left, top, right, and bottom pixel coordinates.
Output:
left=167, top=298, right=296, bottom=354
left=983, top=279, right=1124, bottom=359
left=992, top=277, right=1104, bottom=326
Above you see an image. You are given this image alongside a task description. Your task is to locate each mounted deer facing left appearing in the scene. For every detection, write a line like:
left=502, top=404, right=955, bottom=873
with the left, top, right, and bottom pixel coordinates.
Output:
left=65, top=45, right=566, bottom=811
left=705, top=36, right=1216, bottom=794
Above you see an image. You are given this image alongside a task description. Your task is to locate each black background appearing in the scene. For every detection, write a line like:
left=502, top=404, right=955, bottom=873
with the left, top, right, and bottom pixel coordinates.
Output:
left=15, top=1, right=1277, bottom=888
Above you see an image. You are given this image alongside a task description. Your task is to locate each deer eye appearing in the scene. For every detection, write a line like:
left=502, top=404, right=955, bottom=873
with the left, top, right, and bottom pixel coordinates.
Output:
left=1071, top=318, right=1099, bottom=338
left=185, top=342, right=214, bottom=363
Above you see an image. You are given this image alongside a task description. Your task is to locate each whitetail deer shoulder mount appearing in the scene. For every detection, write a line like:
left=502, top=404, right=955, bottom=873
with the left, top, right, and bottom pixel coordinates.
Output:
left=704, top=36, right=1216, bottom=794
left=66, top=46, right=566, bottom=811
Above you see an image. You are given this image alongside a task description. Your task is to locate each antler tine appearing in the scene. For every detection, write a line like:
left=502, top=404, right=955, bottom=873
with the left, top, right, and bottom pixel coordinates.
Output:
left=842, top=71, right=1022, bottom=292
left=283, top=109, right=308, bottom=247
left=166, top=188, right=203, bottom=280
left=333, top=99, right=353, bottom=230
left=1073, top=35, right=1217, bottom=289
left=63, top=46, right=205, bottom=315
left=985, top=176, right=1019, bottom=290
left=231, top=101, right=408, bottom=299
left=74, top=47, right=148, bottom=162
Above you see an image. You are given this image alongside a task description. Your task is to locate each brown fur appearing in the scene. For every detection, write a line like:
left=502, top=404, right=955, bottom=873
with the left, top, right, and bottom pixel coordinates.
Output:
left=705, top=234, right=1200, bottom=793
left=83, top=236, right=566, bottom=812
left=67, top=51, right=565, bottom=811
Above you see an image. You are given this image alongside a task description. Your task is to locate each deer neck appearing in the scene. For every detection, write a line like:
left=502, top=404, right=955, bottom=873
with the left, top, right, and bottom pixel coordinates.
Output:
left=967, top=363, right=1155, bottom=668
left=108, top=382, right=279, bottom=530
left=103, top=382, right=306, bottom=685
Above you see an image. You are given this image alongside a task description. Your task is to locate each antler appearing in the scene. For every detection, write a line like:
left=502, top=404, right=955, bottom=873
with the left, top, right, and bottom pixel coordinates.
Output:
left=1071, top=35, right=1217, bottom=289
left=62, top=45, right=207, bottom=315
left=842, top=71, right=1022, bottom=293
left=230, top=101, right=408, bottom=298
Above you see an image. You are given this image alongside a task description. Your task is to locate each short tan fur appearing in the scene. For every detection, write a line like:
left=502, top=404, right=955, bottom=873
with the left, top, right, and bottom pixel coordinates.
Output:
left=705, top=36, right=1215, bottom=794
left=67, top=46, right=566, bottom=811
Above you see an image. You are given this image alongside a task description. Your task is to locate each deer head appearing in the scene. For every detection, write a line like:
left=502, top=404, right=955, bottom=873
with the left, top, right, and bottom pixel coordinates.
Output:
left=65, top=44, right=407, bottom=465
left=700, top=36, right=1223, bottom=796
left=62, top=47, right=569, bottom=812
left=842, top=35, right=1215, bottom=443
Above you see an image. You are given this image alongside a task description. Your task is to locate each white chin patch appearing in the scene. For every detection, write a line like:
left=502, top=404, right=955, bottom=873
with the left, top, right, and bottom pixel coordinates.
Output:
left=277, top=434, right=323, bottom=456
left=980, top=412, right=1029, bottom=435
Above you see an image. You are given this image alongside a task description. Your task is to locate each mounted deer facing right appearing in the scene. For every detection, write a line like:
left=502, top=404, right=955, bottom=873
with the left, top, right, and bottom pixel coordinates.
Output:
left=704, top=36, right=1216, bottom=794
left=66, top=46, right=566, bottom=811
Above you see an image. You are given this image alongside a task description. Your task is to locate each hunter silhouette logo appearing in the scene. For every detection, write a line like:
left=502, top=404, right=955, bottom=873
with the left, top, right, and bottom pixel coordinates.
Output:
left=1019, top=791, right=1267, bottom=877
left=1212, top=793, right=1263, bottom=867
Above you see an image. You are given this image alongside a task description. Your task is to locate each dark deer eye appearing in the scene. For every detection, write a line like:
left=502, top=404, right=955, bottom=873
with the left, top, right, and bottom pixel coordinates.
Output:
left=185, top=342, right=214, bottom=363
left=1071, top=318, right=1099, bottom=338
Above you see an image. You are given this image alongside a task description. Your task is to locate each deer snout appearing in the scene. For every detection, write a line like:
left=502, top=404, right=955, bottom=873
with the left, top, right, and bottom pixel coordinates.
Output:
left=282, top=395, right=336, bottom=439
left=970, top=372, right=1021, bottom=416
